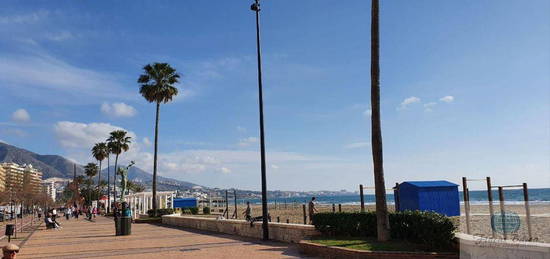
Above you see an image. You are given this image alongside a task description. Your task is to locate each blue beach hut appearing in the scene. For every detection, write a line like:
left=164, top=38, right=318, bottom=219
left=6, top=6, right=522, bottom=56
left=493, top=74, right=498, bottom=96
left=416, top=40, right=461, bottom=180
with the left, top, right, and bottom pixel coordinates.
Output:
left=397, top=181, right=460, bottom=216
left=173, top=197, right=198, bottom=209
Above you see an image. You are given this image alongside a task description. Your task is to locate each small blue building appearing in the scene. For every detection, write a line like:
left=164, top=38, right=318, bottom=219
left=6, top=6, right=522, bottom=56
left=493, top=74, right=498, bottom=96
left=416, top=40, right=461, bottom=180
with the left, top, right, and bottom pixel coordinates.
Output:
left=397, top=181, right=460, bottom=216
left=173, top=197, right=198, bottom=208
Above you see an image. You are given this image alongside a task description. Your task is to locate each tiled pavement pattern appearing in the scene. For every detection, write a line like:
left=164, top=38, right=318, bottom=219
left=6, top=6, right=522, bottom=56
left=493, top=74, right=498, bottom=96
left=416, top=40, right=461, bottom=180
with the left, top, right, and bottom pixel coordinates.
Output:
left=9, top=216, right=311, bottom=258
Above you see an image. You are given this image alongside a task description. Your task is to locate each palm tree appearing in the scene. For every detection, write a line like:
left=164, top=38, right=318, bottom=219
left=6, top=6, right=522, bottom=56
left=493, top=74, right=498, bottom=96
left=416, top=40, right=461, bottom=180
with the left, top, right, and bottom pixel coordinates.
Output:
left=370, top=0, right=390, bottom=241
left=92, top=142, right=108, bottom=196
left=84, top=163, right=98, bottom=205
left=107, top=130, right=131, bottom=202
left=138, top=62, right=179, bottom=216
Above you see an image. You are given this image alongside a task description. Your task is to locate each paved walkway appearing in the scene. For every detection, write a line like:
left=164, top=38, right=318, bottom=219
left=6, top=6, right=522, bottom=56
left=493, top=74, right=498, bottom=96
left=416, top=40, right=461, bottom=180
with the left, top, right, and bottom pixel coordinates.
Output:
left=7, top=216, right=309, bottom=258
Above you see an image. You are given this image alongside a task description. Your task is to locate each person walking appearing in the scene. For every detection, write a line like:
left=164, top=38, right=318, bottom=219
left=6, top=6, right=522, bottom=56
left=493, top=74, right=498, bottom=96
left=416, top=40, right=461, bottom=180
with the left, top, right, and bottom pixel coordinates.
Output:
left=242, top=201, right=252, bottom=221
left=308, top=197, right=318, bottom=224
left=2, top=244, right=19, bottom=259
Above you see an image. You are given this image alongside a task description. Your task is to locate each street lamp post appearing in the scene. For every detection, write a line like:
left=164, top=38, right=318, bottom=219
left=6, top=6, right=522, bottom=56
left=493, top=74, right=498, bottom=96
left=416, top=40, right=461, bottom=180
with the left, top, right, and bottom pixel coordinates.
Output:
left=251, top=0, right=269, bottom=241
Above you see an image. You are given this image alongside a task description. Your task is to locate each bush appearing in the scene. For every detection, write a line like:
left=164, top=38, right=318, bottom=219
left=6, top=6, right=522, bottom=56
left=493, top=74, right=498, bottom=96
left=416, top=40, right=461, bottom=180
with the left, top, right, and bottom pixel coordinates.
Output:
left=147, top=208, right=174, bottom=217
left=311, top=211, right=456, bottom=249
left=189, top=207, right=199, bottom=215
left=203, top=207, right=210, bottom=214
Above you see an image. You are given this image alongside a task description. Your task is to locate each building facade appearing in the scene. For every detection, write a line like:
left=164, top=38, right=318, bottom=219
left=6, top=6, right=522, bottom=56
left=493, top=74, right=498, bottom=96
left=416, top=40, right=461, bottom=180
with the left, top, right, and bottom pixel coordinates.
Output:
left=0, top=165, right=5, bottom=192
left=0, top=163, right=43, bottom=196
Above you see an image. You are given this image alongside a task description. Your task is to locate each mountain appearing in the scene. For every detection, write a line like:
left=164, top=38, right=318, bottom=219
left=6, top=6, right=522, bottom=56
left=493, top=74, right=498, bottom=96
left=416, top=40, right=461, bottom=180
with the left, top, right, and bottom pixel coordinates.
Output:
left=0, top=142, right=84, bottom=178
left=0, top=142, right=203, bottom=191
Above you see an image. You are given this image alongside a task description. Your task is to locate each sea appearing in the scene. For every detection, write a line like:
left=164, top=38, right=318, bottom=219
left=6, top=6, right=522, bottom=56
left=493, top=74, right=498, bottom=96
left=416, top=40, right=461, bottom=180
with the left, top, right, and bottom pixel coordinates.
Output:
left=243, top=188, right=550, bottom=206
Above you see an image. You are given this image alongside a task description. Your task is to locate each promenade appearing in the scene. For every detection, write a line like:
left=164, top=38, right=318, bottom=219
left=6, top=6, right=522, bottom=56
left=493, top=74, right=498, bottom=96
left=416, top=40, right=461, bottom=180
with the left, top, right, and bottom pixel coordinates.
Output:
left=3, top=216, right=309, bottom=258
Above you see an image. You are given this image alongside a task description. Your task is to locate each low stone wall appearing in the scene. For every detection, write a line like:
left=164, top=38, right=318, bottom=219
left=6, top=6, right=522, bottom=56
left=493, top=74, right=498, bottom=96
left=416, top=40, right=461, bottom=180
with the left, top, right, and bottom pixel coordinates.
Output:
left=162, top=215, right=320, bottom=243
left=457, top=233, right=550, bottom=259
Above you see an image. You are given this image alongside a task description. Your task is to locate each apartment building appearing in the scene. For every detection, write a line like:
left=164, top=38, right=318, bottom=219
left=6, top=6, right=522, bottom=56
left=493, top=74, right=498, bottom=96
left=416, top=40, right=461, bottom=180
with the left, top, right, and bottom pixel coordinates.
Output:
left=0, top=163, right=43, bottom=194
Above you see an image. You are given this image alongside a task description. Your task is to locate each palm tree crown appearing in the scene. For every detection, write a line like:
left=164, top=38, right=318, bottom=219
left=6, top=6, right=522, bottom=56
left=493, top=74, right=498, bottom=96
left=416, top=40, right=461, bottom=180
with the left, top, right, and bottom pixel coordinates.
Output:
left=107, top=130, right=131, bottom=155
left=84, top=163, right=98, bottom=178
left=138, top=63, right=180, bottom=103
left=92, top=142, right=108, bottom=162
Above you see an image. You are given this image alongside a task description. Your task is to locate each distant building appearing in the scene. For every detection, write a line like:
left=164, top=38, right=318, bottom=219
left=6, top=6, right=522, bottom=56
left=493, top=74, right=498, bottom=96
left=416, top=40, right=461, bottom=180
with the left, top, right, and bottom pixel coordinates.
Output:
left=0, top=165, right=5, bottom=192
left=0, top=162, right=43, bottom=195
left=42, top=181, right=56, bottom=201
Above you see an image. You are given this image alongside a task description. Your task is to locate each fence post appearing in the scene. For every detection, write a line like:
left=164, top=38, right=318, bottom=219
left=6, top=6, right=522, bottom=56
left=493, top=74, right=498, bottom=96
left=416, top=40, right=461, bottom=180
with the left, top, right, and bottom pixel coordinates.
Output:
left=462, top=177, right=471, bottom=234
left=233, top=190, right=237, bottom=219
left=486, top=177, right=495, bottom=238
left=359, top=184, right=365, bottom=213
left=302, top=204, right=307, bottom=224
left=332, top=203, right=335, bottom=213
left=338, top=204, right=342, bottom=213
left=277, top=216, right=280, bottom=223
left=523, top=183, right=532, bottom=241
left=286, top=219, right=289, bottom=224
left=498, top=186, right=506, bottom=240
left=225, top=190, right=229, bottom=218
left=394, top=183, right=400, bottom=212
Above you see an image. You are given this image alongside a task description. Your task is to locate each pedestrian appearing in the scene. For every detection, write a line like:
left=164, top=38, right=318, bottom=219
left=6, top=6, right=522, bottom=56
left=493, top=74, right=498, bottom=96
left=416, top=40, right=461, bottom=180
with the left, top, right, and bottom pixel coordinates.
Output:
left=2, top=244, right=19, bottom=259
left=308, top=197, right=318, bottom=224
left=242, top=201, right=251, bottom=221
left=65, top=208, right=71, bottom=220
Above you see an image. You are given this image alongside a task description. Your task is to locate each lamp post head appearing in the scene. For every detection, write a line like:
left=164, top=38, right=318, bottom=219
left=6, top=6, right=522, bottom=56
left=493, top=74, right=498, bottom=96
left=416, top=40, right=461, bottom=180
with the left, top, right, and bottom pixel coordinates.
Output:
left=250, top=2, right=260, bottom=12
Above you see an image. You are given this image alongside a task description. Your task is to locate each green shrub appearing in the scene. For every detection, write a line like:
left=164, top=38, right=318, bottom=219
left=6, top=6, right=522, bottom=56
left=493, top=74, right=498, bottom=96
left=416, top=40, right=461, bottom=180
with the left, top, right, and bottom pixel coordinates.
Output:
left=203, top=207, right=210, bottom=214
left=147, top=208, right=174, bottom=217
left=311, top=211, right=456, bottom=249
left=189, top=207, right=199, bottom=215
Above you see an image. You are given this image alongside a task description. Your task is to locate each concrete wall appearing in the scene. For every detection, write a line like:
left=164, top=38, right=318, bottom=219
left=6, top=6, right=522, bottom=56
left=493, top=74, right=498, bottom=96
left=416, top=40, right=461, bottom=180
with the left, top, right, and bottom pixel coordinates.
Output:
left=162, top=215, right=320, bottom=243
left=457, top=233, right=550, bottom=259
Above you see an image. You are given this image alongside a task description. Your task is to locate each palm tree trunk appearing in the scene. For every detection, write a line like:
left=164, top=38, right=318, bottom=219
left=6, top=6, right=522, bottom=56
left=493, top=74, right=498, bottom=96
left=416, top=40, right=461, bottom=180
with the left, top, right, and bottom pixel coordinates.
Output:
left=97, top=160, right=102, bottom=196
left=152, top=102, right=160, bottom=217
left=371, top=0, right=391, bottom=241
left=107, top=155, right=110, bottom=213
left=114, top=154, right=118, bottom=203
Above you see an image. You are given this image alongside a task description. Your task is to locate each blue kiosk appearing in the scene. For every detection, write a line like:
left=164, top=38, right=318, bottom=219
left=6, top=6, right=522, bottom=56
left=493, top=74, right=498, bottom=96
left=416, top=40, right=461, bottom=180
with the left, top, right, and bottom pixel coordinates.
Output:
left=396, top=180, right=460, bottom=216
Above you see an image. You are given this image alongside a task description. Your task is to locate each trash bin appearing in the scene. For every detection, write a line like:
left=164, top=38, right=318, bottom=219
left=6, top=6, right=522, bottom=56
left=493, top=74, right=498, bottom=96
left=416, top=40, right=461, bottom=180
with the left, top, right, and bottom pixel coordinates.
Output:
left=114, top=217, right=121, bottom=236
left=5, top=224, right=15, bottom=236
left=119, top=217, right=131, bottom=235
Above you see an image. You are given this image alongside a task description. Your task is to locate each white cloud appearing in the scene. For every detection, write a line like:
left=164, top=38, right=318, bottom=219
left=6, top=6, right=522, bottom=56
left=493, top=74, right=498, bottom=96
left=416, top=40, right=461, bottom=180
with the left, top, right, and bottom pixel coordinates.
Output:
left=363, top=109, right=372, bottom=117
left=219, top=167, right=231, bottom=174
left=143, top=137, right=151, bottom=147
left=100, top=102, right=137, bottom=117
left=45, top=31, right=74, bottom=42
left=238, top=137, right=258, bottom=147
left=236, top=126, right=247, bottom=133
left=423, top=102, right=437, bottom=112
left=439, top=96, right=454, bottom=103
left=344, top=142, right=370, bottom=149
left=0, top=10, right=49, bottom=24
left=11, top=109, right=31, bottom=122
left=54, top=121, right=137, bottom=148
left=271, top=164, right=279, bottom=169
left=398, top=96, right=421, bottom=110
left=0, top=52, right=132, bottom=105
left=0, top=139, right=7, bottom=144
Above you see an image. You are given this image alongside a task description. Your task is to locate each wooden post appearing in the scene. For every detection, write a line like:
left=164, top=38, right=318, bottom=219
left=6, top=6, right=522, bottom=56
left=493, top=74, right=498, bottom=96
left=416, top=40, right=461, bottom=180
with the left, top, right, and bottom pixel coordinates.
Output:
left=338, top=204, right=342, bottom=213
left=462, top=177, right=471, bottom=234
left=498, top=186, right=506, bottom=240
left=486, top=177, right=495, bottom=238
left=234, top=190, right=238, bottom=219
left=286, top=219, right=289, bottom=224
left=225, top=190, right=229, bottom=218
left=359, top=184, right=365, bottom=212
left=284, top=199, right=287, bottom=209
left=523, top=183, right=532, bottom=241
left=277, top=216, right=280, bottom=223
left=302, top=204, right=307, bottom=224
left=332, top=203, right=335, bottom=213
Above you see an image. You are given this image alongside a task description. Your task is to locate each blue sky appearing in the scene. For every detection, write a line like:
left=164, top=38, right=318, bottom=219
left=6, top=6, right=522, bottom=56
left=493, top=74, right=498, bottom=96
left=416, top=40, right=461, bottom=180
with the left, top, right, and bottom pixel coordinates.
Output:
left=0, top=0, right=548, bottom=191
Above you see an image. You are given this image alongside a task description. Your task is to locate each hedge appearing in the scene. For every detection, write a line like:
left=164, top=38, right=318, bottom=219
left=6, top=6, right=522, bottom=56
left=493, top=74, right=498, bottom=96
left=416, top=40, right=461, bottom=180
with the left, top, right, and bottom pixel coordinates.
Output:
left=311, top=210, right=456, bottom=249
left=147, top=208, right=174, bottom=217
left=203, top=207, right=211, bottom=214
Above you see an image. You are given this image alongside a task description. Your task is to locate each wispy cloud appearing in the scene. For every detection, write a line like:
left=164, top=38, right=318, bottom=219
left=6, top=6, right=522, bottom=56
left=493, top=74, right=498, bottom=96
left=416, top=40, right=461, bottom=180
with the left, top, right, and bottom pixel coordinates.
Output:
left=100, top=102, right=137, bottom=118
left=238, top=137, right=258, bottom=147
left=423, top=102, right=437, bottom=112
left=344, top=142, right=370, bottom=149
left=0, top=10, right=49, bottom=24
left=398, top=96, right=421, bottom=110
left=12, top=109, right=31, bottom=122
left=439, top=96, right=454, bottom=103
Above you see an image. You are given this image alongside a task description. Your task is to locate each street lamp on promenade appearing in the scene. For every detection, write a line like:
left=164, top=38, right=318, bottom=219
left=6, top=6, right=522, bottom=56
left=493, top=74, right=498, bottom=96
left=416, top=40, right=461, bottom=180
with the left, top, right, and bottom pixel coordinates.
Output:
left=250, top=0, right=269, bottom=241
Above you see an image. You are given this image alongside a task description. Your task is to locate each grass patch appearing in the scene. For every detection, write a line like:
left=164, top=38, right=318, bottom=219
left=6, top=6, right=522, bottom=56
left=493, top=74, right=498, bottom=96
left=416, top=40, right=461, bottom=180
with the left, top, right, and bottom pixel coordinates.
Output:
left=310, top=237, right=455, bottom=253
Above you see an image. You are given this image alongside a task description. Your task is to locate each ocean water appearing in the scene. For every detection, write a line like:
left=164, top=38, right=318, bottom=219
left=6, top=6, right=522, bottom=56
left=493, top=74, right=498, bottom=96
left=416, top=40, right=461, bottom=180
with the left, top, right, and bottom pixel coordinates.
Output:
left=244, top=188, right=550, bottom=206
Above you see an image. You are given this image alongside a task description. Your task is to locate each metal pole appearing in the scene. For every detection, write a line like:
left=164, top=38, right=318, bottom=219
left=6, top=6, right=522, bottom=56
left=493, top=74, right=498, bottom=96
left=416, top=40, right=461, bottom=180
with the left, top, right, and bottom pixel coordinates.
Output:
left=359, top=184, right=365, bottom=212
left=462, top=177, right=471, bottom=234
left=523, top=183, right=532, bottom=241
left=234, top=190, right=237, bottom=219
left=498, top=186, right=506, bottom=240
left=394, top=183, right=400, bottom=212
left=486, top=177, right=495, bottom=238
left=225, top=190, right=229, bottom=218
left=251, top=0, right=269, bottom=241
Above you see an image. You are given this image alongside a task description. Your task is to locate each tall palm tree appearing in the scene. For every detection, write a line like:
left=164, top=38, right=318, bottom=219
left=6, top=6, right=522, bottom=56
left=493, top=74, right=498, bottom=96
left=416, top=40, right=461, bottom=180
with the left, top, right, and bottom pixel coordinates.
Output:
left=138, top=62, right=179, bottom=216
left=107, top=130, right=131, bottom=202
left=370, top=0, right=390, bottom=241
left=92, top=142, right=108, bottom=196
left=84, top=163, right=98, bottom=205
